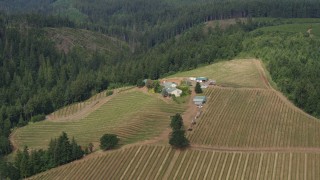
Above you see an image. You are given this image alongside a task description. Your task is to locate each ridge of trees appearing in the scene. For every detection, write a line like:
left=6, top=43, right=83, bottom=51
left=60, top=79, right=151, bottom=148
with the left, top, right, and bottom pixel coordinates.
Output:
left=2, top=132, right=84, bottom=179
left=243, top=31, right=320, bottom=117
left=2, top=0, right=320, bottom=50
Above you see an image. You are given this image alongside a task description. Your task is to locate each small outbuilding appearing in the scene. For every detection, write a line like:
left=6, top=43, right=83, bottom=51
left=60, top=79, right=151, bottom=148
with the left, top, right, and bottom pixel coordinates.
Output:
left=201, top=85, right=208, bottom=89
left=189, top=77, right=196, bottom=81
left=209, top=80, right=216, bottom=85
left=196, top=77, right=208, bottom=82
left=163, top=82, right=178, bottom=88
left=193, top=96, right=207, bottom=105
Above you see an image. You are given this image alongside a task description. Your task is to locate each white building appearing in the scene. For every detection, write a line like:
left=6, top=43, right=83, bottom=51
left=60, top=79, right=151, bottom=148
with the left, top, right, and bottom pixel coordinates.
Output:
left=166, top=87, right=182, bottom=97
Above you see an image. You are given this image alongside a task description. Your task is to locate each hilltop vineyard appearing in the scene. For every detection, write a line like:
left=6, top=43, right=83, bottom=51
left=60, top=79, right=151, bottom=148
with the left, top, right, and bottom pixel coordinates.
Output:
left=188, top=88, right=320, bottom=148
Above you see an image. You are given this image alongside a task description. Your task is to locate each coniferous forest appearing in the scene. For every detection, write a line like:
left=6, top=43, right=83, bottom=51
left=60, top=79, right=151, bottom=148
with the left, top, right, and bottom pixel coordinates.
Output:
left=1, top=0, right=320, bottom=179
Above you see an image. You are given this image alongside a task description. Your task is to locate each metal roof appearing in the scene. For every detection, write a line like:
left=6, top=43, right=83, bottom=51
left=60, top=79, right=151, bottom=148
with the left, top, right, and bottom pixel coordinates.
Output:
left=163, top=82, right=177, bottom=88
left=193, top=96, right=206, bottom=101
left=166, top=87, right=179, bottom=93
left=196, top=77, right=208, bottom=80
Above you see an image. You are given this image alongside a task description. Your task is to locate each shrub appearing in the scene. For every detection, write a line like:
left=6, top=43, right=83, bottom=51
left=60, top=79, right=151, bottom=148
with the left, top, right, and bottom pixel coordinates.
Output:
left=169, top=130, right=189, bottom=148
left=195, top=82, right=203, bottom=94
left=100, top=134, right=119, bottom=150
left=106, top=90, right=114, bottom=96
left=31, top=114, right=46, bottom=122
left=136, top=79, right=145, bottom=87
left=177, top=86, right=191, bottom=97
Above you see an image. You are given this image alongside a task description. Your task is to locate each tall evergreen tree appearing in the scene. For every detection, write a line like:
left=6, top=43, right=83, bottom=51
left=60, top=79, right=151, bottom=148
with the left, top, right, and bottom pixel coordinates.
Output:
left=19, top=147, right=30, bottom=178
left=195, top=82, right=203, bottom=94
left=170, top=114, right=183, bottom=131
left=169, top=114, right=189, bottom=148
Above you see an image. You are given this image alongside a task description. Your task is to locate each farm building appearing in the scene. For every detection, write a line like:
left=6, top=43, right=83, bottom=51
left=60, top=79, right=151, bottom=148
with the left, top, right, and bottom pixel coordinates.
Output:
left=189, top=77, right=196, bottom=81
left=163, top=82, right=178, bottom=88
left=201, top=85, right=208, bottom=89
left=196, top=77, right=208, bottom=82
left=209, top=80, right=216, bottom=85
left=193, top=96, right=207, bottom=105
left=166, top=87, right=182, bottom=97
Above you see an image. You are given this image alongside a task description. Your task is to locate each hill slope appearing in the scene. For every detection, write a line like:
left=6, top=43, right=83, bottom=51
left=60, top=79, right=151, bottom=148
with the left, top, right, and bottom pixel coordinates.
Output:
left=188, top=87, right=320, bottom=148
left=171, top=59, right=267, bottom=88
left=26, top=59, right=320, bottom=179
left=30, top=145, right=320, bottom=180
left=13, top=89, right=185, bottom=150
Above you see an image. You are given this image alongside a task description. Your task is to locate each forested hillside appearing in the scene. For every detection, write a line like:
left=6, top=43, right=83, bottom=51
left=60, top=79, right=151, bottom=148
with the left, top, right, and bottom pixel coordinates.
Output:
left=1, top=0, right=320, bottom=50
left=0, top=15, right=129, bottom=158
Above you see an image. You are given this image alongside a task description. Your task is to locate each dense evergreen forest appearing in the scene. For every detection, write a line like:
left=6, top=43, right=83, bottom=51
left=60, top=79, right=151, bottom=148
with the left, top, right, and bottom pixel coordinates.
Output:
left=0, top=14, right=124, bottom=155
left=243, top=31, right=320, bottom=117
left=1, top=0, right=320, bottom=49
left=1, top=0, right=320, bottom=179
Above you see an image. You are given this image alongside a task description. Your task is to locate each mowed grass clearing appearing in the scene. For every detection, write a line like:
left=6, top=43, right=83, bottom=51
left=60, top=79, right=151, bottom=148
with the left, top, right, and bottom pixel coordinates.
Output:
left=29, top=145, right=320, bottom=180
left=188, top=87, right=320, bottom=148
left=14, top=90, right=185, bottom=150
left=169, top=59, right=267, bottom=88
left=48, top=87, right=133, bottom=120
left=257, top=23, right=320, bottom=37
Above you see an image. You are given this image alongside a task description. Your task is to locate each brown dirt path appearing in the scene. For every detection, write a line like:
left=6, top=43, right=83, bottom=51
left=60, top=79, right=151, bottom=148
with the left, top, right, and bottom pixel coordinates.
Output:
left=190, top=144, right=320, bottom=153
left=9, top=130, right=18, bottom=152
left=182, top=90, right=197, bottom=129
left=125, top=88, right=197, bottom=147
left=254, top=59, right=271, bottom=89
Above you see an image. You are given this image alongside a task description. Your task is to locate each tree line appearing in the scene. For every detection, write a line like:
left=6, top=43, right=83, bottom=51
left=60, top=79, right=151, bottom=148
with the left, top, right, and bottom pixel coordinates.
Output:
left=1, top=0, right=320, bottom=50
left=243, top=30, right=320, bottom=117
left=0, top=15, right=124, bottom=157
left=1, top=132, right=84, bottom=179
left=72, top=0, right=320, bottom=50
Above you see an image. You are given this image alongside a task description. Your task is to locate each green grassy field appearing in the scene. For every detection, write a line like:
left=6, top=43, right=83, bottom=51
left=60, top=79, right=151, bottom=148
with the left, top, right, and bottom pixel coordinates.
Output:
left=29, top=145, right=320, bottom=180
left=170, top=59, right=266, bottom=88
left=254, top=18, right=320, bottom=24
left=48, top=87, right=133, bottom=119
left=14, top=90, right=185, bottom=150
left=257, top=23, right=320, bottom=37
